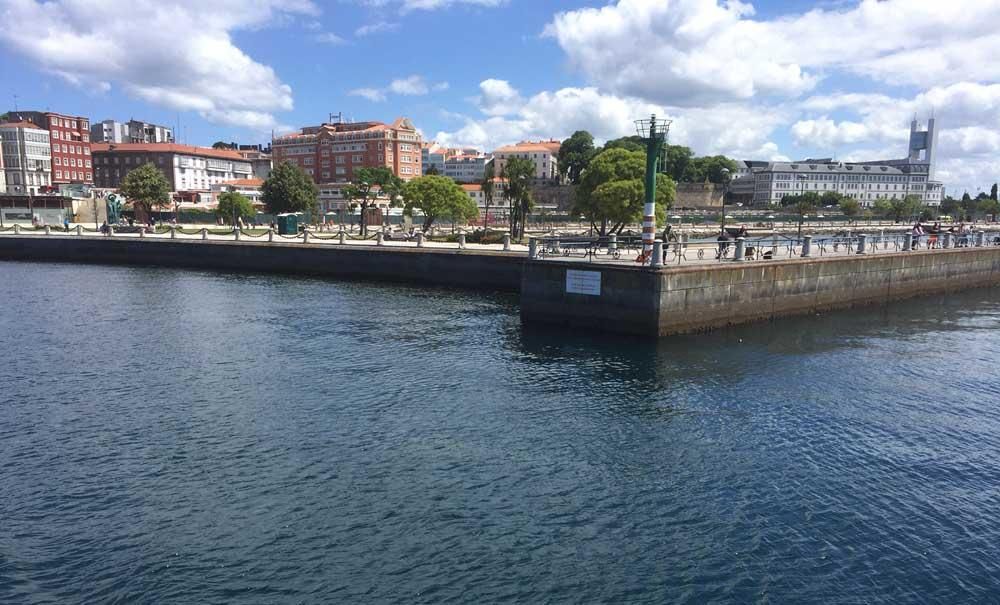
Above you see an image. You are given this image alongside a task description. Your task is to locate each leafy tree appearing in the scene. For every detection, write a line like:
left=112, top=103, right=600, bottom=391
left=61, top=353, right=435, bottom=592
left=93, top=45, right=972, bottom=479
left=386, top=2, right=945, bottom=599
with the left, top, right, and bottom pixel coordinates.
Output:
left=217, top=191, right=255, bottom=225
left=940, top=196, right=963, bottom=219
left=602, top=136, right=645, bottom=153
left=873, top=197, right=893, bottom=220
left=402, top=175, right=478, bottom=231
left=659, top=145, right=694, bottom=182
left=558, top=130, right=596, bottom=184
left=820, top=191, right=844, bottom=207
left=977, top=198, right=1000, bottom=218
left=342, top=166, right=403, bottom=236
left=573, top=147, right=674, bottom=235
left=780, top=191, right=820, bottom=237
left=838, top=197, right=861, bottom=223
left=991, top=183, right=998, bottom=201
left=261, top=161, right=318, bottom=217
left=212, top=141, right=233, bottom=149
left=501, top=157, right=535, bottom=241
left=961, top=192, right=972, bottom=203
left=119, top=162, right=170, bottom=219
left=682, top=155, right=739, bottom=184
left=481, top=162, right=496, bottom=228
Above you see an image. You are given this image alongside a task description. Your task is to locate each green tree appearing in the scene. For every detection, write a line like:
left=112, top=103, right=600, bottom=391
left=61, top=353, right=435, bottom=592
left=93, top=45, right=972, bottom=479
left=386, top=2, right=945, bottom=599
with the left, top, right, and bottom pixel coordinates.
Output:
left=940, top=196, right=963, bottom=220
left=820, top=191, right=844, bottom=207
left=217, top=191, right=255, bottom=225
left=659, top=145, right=694, bottom=182
left=212, top=141, right=232, bottom=149
left=558, top=130, right=596, bottom=184
left=403, top=175, right=478, bottom=232
left=991, top=183, right=998, bottom=201
left=602, top=135, right=645, bottom=153
left=481, top=162, right=496, bottom=228
left=501, top=157, right=535, bottom=241
left=873, top=197, right=893, bottom=220
left=838, top=197, right=861, bottom=223
left=781, top=191, right=820, bottom=237
left=682, top=155, right=740, bottom=183
left=573, top=147, right=674, bottom=235
left=342, top=166, right=403, bottom=236
left=262, top=162, right=318, bottom=219
left=119, top=162, right=170, bottom=219
left=977, top=198, right=1000, bottom=219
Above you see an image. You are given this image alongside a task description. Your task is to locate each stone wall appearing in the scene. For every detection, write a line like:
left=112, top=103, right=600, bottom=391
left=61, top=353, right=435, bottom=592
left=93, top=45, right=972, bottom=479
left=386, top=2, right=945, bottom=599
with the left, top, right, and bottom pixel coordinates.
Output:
left=521, top=248, right=1000, bottom=337
left=674, top=183, right=723, bottom=209
left=0, top=236, right=525, bottom=292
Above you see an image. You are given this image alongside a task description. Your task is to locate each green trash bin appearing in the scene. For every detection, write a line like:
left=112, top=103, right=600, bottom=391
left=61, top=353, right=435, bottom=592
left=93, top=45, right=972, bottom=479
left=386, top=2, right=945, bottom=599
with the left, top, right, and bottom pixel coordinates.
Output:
left=276, top=213, right=299, bottom=235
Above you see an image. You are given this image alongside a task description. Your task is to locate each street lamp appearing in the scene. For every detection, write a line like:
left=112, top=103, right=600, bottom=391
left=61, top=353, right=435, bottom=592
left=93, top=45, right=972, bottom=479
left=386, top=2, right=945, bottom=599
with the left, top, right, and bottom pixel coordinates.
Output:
left=719, top=167, right=732, bottom=233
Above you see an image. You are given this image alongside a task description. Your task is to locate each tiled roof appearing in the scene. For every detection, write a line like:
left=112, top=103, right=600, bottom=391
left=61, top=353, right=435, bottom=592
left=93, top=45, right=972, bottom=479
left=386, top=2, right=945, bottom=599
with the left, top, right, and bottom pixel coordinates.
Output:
left=0, top=121, right=46, bottom=130
left=494, top=140, right=561, bottom=154
left=91, top=143, right=245, bottom=160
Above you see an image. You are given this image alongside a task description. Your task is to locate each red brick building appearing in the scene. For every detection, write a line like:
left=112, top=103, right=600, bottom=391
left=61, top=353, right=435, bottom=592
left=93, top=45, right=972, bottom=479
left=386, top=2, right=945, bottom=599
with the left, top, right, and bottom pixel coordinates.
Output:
left=271, top=117, right=422, bottom=184
left=7, top=110, right=92, bottom=185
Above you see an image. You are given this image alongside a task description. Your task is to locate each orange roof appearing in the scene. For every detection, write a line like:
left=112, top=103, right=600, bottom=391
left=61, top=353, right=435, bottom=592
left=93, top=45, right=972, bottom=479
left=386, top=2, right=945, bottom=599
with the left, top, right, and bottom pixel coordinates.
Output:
left=461, top=184, right=481, bottom=191
left=91, top=142, right=245, bottom=160
left=0, top=121, right=46, bottom=130
left=494, top=139, right=561, bottom=154
left=221, top=178, right=264, bottom=187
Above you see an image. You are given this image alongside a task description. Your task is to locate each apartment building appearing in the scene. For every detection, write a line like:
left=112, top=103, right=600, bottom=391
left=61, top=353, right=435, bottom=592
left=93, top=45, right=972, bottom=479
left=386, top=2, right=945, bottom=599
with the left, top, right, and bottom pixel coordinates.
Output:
left=272, top=117, right=422, bottom=184
left=8, top=110, right=92, bottom=184
left=0, top=121, right=51, bottom=194
left=92, top=143, right=253, bottom=192
left=91, top=119, right=174, bottom=144
left=491, top=140, right=561, bottom=181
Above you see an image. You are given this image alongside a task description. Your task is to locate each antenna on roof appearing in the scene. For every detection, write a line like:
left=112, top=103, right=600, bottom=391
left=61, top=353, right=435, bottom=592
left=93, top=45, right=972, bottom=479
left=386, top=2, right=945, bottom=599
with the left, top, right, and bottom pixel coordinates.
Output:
left=329, top=112, right=344, bottom=125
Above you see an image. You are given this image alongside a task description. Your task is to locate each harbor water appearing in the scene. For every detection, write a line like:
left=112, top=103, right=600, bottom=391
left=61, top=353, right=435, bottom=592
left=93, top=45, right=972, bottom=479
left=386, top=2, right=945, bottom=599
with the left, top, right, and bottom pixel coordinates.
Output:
left=2, top=262, right=1000, bottom=603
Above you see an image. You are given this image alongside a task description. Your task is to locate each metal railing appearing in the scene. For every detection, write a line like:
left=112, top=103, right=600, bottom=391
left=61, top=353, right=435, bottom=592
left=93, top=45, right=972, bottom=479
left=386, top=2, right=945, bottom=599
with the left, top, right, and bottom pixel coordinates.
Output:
left=528, top=230, right=1000, bottom=267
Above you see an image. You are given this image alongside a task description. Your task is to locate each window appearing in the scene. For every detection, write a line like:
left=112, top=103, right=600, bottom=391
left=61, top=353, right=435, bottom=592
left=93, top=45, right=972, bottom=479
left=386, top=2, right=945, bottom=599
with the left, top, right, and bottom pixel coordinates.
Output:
left=72, top=120, right=77, bottom=128
left=336, top=167, right=346, bottom=175
left=55, top=170, right=62, bottom=179
left=352, top=155, right=362, bottom=163
left=62, top=144, right=68, bottom=153
left=336, top=156, right=345, bottom=164
left=55, top=157, right=61, bottom=166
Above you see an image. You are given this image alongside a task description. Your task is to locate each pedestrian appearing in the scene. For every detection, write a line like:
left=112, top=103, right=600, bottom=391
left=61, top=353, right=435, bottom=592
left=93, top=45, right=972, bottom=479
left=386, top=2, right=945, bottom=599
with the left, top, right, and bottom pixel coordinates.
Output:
left=63, top=216, right=70, bottom=232
left=716, top=228, right=732, bottom=260
left=911, top=222, right=924, bottom=249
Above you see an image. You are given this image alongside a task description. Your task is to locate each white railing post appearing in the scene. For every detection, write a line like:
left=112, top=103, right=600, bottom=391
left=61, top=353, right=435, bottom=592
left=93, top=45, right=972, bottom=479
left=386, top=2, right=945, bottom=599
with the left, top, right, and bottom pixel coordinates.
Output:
left=503, top=233, right=511, bottom=251
left=76, top=225, right=83, bottom=236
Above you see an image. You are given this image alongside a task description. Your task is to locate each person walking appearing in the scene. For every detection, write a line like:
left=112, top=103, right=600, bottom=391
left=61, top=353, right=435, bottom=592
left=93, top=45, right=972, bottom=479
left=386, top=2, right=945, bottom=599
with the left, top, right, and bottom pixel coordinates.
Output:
left=911, top=222, right=924, bottom=250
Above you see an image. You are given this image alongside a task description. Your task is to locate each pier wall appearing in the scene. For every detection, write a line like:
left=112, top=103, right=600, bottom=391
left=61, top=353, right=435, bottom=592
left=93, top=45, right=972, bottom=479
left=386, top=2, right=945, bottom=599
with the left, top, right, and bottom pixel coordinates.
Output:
left=521, top=248, right=1000, bottom=336
left=0, top=236, right=524, bottom=292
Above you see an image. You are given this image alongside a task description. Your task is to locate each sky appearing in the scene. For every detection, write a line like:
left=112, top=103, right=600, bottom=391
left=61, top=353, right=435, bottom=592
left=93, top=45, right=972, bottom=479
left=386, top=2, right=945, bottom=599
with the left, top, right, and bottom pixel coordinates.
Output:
left=1, top=0, right=999, bottom=195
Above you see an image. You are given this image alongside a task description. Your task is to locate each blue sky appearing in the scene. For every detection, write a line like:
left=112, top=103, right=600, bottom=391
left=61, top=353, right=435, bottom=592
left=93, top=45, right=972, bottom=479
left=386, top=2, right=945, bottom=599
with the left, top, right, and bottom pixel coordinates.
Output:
left=2, top=0, right=999, bottom=194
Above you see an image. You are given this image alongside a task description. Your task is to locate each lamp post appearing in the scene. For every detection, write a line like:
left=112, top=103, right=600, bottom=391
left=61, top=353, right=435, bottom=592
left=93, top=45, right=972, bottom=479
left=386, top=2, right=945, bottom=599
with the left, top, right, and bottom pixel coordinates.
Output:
left=719, top=167, right=731, bottom=233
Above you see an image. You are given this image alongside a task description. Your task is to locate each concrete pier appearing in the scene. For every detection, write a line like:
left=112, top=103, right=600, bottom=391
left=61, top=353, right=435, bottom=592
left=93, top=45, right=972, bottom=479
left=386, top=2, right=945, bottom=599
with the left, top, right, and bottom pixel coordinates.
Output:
left=520, top=249, right=1000, bottom=336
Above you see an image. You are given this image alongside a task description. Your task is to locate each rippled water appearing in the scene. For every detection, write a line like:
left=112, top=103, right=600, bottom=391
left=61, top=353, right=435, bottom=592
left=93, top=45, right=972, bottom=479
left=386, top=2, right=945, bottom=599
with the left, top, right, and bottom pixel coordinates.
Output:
left=2, top=262, right=1000, bottom=603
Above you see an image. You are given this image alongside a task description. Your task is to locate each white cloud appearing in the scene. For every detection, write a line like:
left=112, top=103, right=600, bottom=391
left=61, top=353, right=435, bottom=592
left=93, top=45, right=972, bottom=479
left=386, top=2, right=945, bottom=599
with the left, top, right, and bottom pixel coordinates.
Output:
left=361, top=0, right=507, bottom=13
left=313, top=32, right=347, bottom=44
left=355, top=21, right=400, bottom=37
left=349, top=88, right=388, bottom=102
left=353, top=75, right=448, bottom=100
left=545, top=0, right=1000, bottom=106
left=389, top=75, right=430, bottom=95
left=0, top=0, right=317, bottom=130
left=436, top=81, right=788, bottom=161
left=476, top=79, right=524, bottom=116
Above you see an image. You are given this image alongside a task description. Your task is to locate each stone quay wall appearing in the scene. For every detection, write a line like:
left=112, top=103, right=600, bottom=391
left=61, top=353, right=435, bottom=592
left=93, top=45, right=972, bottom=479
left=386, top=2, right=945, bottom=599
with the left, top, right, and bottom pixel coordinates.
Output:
left=0, top=235, right=525, bottom=292
left=521, top=248, right=1000, bottom=336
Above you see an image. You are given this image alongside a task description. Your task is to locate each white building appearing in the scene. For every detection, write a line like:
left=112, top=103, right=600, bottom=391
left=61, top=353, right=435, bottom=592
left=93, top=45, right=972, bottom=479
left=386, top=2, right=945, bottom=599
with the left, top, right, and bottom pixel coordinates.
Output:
left=211, top=178, right=264, bottom=206
left=92, top=143, right=253, bottom=193
left=491, top=140, right=561, bottom=181
left=746, top=118, right=944, bottom=207
left=0, top=121, right=51, bottom=195
left=91, top=119, right=174, bottom=144
left=443, top=154, right=489, bottom=183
